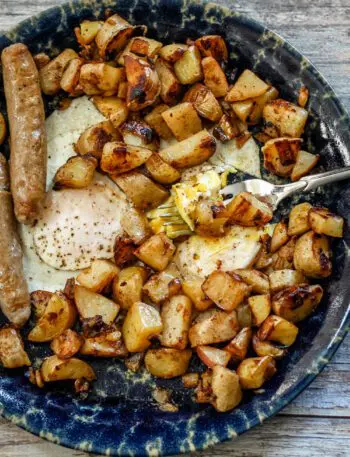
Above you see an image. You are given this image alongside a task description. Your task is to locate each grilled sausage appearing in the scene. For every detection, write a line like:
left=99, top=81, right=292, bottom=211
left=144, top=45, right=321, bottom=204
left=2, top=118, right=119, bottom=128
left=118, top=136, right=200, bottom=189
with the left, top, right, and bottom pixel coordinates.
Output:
left=1, top=43, right=47, bottom=225
left=0, top=154, right=30, bottom=326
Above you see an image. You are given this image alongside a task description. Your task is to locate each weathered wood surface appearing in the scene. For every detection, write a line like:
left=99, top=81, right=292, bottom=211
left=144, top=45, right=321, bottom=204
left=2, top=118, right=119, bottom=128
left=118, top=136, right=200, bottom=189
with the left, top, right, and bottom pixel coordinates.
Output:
left=1, top=0, right=350, bottom=456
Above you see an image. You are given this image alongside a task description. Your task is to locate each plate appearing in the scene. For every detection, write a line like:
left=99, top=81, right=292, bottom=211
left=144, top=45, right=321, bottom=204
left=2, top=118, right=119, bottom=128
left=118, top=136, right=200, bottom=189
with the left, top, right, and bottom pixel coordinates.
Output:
left=0, top=0, right=349, bottom=455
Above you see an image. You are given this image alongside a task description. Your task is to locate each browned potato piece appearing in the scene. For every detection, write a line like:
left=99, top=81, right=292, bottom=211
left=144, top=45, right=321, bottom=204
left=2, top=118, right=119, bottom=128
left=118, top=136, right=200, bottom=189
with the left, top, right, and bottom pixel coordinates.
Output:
left=122, top=301, right=163, bottom=352
left=224, top=327, right=252, bottom=362
left=226, top=192, right=273, bottom=226
left=182, top=372, right=199, bottom=388
left=271, top=237, right=297, bottom=271
left=120, top=207, right=153, bottom=244
left=252, top=334, right=286, bottom=359
left=143, top=263, right=182, bottom=304
left=159, top=44, right=188, bottom=63
left=80, top=330, right=128, bottom=358
left=202, top=57, right=229, bottom=98
left=254, top=233, right=273, bottom=270
left=248, top=86, right=279, bottom=124
left=182, top=279, right=213, bottom=311
left=129, top=37, right=163, bottom=58
left=40, top=355, right=96, bottom=382
left=95, top=14, right=134, bottom=57
left=134, top=233, right=176, bottom=271
left=197, top=346, right=231, bottom=368
left=263, top=99, right=308, bottom=138
left=183, top=84, right=223, bottom=122
left=195, top=35, right=228, bottom=62
left=211, top=366, right=242, bottom=412
left=0, top=112, right=6, bottom=145
left=248, top=295, right=271, bottom=326
left=269, top=269, right=308, bottom=293
left=192, top=200, right=228, bottom=237
left=160, top=295, right=192, bottom=349
left=30, top=290, right=53, bottom=319
left=155, top=59, right=182, bottom=106
left=100, top=142, right=152, bottom=174
left=202, top=271, right=251, bottom=311
left=79, top=20, right=103, bottom=44
left=145, top=348, right=192, bottom=378
left=92, top=96, right=129, bottom=128
left=270, top=221, right=289, bottom=253
left=113, top=236, right=137, bottom=267
left=112, top=266, right=148, bottom=310
left=233, top=269, right=270, bottom=294
left=125, top=55, right=160, bottom=111
left=288, top=202, right=312, bottom=236
left=112, top=171, right=169, bottom=210
left=293, top=231, right=332, bottom=278
left=272, top=284, right=323, bottom=323
left=118, top=81, right=128, bottom=99
left=291, top=150, right=320, bottom=181
left=189, top=309, right=239, bottom=347
left=257, top=315, right=299, bottom=346
left=236, top=303, right=253, bottom=328
left=231, top=100, right=254, bottom=123
left=174, top=46, right=203, bottom=85
left=213, top=114, right=241, bottom=142
left=145, top=154, right=181, bottom=185
left=195, top=370, right=214, bottom=403
left=60, top=58, right=84, bottom=94
left=159, top=129, right=216, bottom=168
left=39, top=48, right=79, bottom=95
left=144, top=104, right=174, bottom=139
left=237, top=355, right=276, bottom=389
left=28, top=293, right=77, bottom=343
left=0, top=327, right=31, bottom=368
left=53, top=155, right=97, bottom=190
left=77, top=259, right=119, bottom=293
left=262, top=137, right=302, bottom=177
left=308, top=207, right=344, bottom=238
left=80, top=63, right=125, bottom=95
left=162, top=102, right=202, bottom=140
left=75, top=120, right=120, bottom=159
left=50, top=329, right=83, bottom=359
left=226, top=70, right=269, bottom=102
left=74, top=285, right=120, bottom=324
left=119, top=120, right=158, bottom=151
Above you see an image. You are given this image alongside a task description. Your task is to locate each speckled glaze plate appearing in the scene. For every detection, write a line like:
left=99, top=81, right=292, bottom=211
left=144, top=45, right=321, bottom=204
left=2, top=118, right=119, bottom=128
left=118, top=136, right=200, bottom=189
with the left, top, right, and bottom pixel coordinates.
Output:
left=0, top=0, right=350, bottom=455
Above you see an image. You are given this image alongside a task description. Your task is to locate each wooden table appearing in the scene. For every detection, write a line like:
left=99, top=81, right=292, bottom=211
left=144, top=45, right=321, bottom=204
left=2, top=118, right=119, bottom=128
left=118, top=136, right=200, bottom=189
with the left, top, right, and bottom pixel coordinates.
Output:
left=1, top=1, right=350, bottom=455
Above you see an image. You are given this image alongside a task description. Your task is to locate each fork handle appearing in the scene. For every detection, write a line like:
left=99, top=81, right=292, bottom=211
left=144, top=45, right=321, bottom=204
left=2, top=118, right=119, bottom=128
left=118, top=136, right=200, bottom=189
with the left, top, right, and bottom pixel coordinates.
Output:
left=301, top=166, right=350, bottom=191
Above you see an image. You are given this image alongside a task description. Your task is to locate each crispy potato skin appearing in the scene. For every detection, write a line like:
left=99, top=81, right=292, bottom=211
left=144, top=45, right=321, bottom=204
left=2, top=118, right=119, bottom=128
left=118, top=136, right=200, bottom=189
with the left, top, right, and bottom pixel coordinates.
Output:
left=50, top=329, right=83, bottom=359
left=155, top=59, right=182, bottom=105
left=226, top=192, right=273, bottom=226
left=76, top=120, right=120, bottom=159
left=263, top=99, right=308, bottom=138
left=201, top=57, right=228, bottom=97
left=183, top=83, right=222, bottom=122
left=134, top=233, right=176, bottom=271
left=101, top=141, right=152, bottom=174
left=95, top=14, right=134, bottom=57
left=262, top=137, right=302, bottom=177
left=293, top=231, right=332, bottom=278
left=194, top=35, right=228, bottom=62
left=40, top=355, right=96, bottom=382
left=53, top=155, right=97, bottom=189
left=237, top=356, right=276, bottom=389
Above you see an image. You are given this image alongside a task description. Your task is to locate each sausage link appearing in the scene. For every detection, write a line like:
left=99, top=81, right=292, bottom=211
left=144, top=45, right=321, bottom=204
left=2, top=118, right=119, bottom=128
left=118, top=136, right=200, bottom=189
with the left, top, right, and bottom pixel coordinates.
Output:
left=1, top=43, right=47, bottom=225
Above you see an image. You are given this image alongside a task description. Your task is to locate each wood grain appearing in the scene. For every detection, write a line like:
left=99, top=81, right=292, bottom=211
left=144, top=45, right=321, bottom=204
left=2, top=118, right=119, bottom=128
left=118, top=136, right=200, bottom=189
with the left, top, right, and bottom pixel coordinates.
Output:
left=1, top=0, right=350, bottom=456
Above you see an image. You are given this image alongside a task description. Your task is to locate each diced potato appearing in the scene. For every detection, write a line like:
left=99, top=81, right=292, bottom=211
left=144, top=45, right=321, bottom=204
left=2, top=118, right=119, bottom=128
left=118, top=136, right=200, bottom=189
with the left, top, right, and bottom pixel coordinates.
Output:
left=254, top=233, right=273, bottom=270
left=257, top=315, right=299, bottom=346
left=112, top=266, right=148, bottom=310
left=160, top=295, right=192, bottom=349
left=60, top=58, right=84, bottom=95
left=100, top=141, right=152, bottom=174
left=53, top=155, right=97, bottom=189
left=263, top=99, right=308, bottom=138
left=195, top=35, right=228, bottom=62
left=0, top=327, right=31, bottom=368
left=231, top=100, right=254, bottom=123
left=226, top=192, right=273, bottom=226
left=50, top=329, right=83, bottom=359
left=118, top=81, right=128, bottom=99
left=92, top=96, right=129, bottom=128
left=233, top=269, right=270, bottom=294
left=262, top=137, right=302, bottom=177
left=197, top=346, right=231, bottom=368
left=195, top=370, right=213, bottom=403
left=202, top=271, right=251, bottom=311
left=159, top=129, right=216, bottom=168
left=236, top=304, right=253, bottom=328
left=248, top=86, right=279, bottom=124
left=144, top=104, right=174, bottom=139
left=39, top=48, right=79, bottom=95
left=269, top=269, right=308, bottom=293
left=189, top=309, right=239, bottom=347
left=41, top=355, right=96, bottom=382
left=79, top=20, right=104, bottom=44
left=192, top=199, right=228, bottom=237
left=75, top=120, right=120, bottom=159
left=134, top=233, right=176, bottom=271
left=162, top=102, right=202, bottom=141
left=288, top=202, right=312, bottom=236
left=80, top=63, right=125, bottom=95
left=155, top=59, right=182, bottom=105
left=112, top=171, right=169, bottom=210
left=77, top=259, right=119, bottom=293
left=247, top=294, right=271, bottom=326
left=224, top=327, right=252, bottom=362
left=226, top=70, right=269, bottom=102
left=237, top=356, right=276, bottom=389
left=211, top=366, right=242, bottom=412
left=95, top=14, right=134, bottom=57
left=252, top=334, right=286, bottom=359
left=30, top=290, right=53, bottom=319
left=213, top=114, right=240, bottom=142
left=272, top=284, right=323, bottom=323
left=308, top=207, right=344, bottom=238
left=123, top=302, right=162, bottom=352
left=129, top=37, right=163, bottom=58
left=145, top=154, right=181, bottom=184
left=120, top=207, right=153, bottom=244
left=202, top=56, right=229, bottom=97
left=293, top=231, right=332, bottom=278
left=291, top=150, right=320, bottom=181
left=174, top=46, right=203, bottom=85
left=159, top=43, right=188, bottom=63
left=271, top=237, right=296, bottom=271
left=28, top=293, right=77, bottom=343
left=182, top=372, right=200, bottom=388
left=74, top=285, right=120, bottom=324
left=270, top=220, right=289, bottom=253
left=0, top=112, right=7, bottom=145
left=113, top=236, right=137, bottom=267
left=119, top=119, right=158, bottom=151
left=145, top=348, right=192, bottom=378
left=184, top=84, right=223, bottom=123
left=80, top=330, right=128, bottom=357
left=143, top=263, right=182, bottom=304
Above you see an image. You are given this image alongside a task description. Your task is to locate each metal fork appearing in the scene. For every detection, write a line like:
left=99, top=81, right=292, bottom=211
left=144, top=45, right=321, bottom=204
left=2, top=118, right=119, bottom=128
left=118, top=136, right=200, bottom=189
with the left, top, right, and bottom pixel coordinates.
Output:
left=220, top=166, right=350, bottom=210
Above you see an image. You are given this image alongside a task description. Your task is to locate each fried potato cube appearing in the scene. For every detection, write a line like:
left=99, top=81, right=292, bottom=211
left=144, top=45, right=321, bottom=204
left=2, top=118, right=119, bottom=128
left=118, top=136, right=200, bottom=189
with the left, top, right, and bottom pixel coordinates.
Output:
left=30, top=290, right=53, bottom=319
left=144, top=104, right=174, bottom=139
left=39, top=48, right=79, bottom=95
left=293, top=231, right=332, bottom=278
left=145, top=348, right=192, bottom=378
left=60, top=58, right=84, bottom=95
left=50, top=329, right=83, bottom=359
left=196, top=346, right=231, bottom=368
left=74, top=285, right=120, bottom=324
left=0, top=112, right=7, bottom=145
left=226, top=192, right=273, bottom=226
left=182, top=372, right=200, bottom=388
left=248, top=86, right=279, bottom=124
left=118, top=81, right=128, bottom=99
left=160, top=295, right=192, bottom=349
left=75, top=120, right=120, bottom=159
left=211, top=366, right=242, bottom=412
left=119, top=120, right=159, bottom=151
left=231, top=100, right=254, bottom=123
left=80, top=63, right=125, bottom=96
left=252, top=334, right=286, bottom=359
left=161, top=102, right=202, bottom=141
left=224, top=327, right=252, bottom=362
left=202, top=271, right=251, bottom=311
left=129, top=37, right=163, bottom=58
left=236, top=304, right=253, bottom=328
left=263, top=99, right=308, bottom=138
left=79, top=20, right=103, bottom=44
left=233, top=269, right=270, bottom=294
left=195, top=35, right=228, bottom=62
left=159, top=43, right=188, bottom=63
left=271, top=237, right=296, bottom=271
left=93, top=95, right=129, bottom=128
left=182, top=279, right=213, bottom=311
left=248, top=294, right=271, bottom=326
left=53, top=155, right=97, bottom=190
left=174, top=46, right=203, bottom=85
left=288, top=202, right=312, bottom=236
left=189, top=309, right=239, bottom=347
left=41, top=355, right=96, bottom=382
left=202, top=56, right=229, bottom=97
left=262, top=137, right=302, bottom=177
left=291, top=150, right=320, bottom=181
left=143, top=263, right=182, bottom=304
left=95, top=14, right=134, bottom=57
left=183, top=83, right=223, bottom=122
left=257, top=315, right=299, bottom=346
left=80, top=330, right=128, bottom=358
left=134, top=233, right=176, bottom=271
left=122, top=302, right=163, bottom=352
left=145, top=154, right=181, bottom=185
left=269, top=269, right=308, bottom=293
left=213, top=114, right=241, bottom=142
left=308, top=207, right=344, bottom=238
left=77, top=259, right=119, bottom=293
left=28, top=292, right=77, bottom=343
left=159, top=129, right=216, bottom=168
left=0, top=327, right=31, bottom=368
left=237, top=355, right=276, bottom=389
left=100, top=141, right=152, bottom=174
left=226, top=69, right=269, bottom=102
left=270, top=220, right=289, bottom=253
left=155, top=59, right=182, bottom=105
left=112, top=266, right=148, bottom=310
left=120, top=207, right=153, bottom=245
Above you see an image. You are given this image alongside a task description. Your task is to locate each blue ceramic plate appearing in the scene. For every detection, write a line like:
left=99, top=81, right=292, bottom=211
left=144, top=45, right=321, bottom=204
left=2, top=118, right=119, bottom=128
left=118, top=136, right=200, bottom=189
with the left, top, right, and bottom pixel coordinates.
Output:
left=0, top=1, right=349, bottom=455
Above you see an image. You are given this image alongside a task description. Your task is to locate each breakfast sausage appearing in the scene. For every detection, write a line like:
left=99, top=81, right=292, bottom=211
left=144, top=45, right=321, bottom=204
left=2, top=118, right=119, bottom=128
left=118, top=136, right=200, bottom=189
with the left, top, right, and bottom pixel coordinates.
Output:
left=0, top=154, right=30, bottom=326
left=1, top=43, right=47, bottom=225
